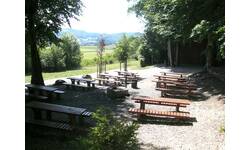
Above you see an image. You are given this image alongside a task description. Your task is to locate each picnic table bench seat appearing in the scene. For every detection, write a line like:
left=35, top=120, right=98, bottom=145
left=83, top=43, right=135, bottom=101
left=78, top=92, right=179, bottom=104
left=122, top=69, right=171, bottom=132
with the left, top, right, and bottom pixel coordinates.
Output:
left=154, top=76, right=187, bottom=83
left=134, top=100, right=187, bottom=107
left=129, top=108, right=190, bottom=119
left=25, top=93, right=48, bottom=100
left=155, top=87, right=197, bottom=97
left=63, top=83, right=86, bottom=90
left=26, top=118, right=73, bottom=131
left=95, top=78, right=122, bottom=85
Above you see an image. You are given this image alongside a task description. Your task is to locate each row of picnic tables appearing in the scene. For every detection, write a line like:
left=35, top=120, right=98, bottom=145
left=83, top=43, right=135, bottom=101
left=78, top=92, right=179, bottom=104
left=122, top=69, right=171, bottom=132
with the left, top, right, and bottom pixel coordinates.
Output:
left=129, top=72, right=196, bottom=119
left=96, top=71, right=139, bottom=88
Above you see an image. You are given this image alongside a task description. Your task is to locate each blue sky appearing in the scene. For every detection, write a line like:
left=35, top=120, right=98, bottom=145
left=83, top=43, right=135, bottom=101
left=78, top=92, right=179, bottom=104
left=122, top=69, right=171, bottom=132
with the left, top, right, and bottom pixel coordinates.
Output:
left=63, top=0, right=145, bottom=33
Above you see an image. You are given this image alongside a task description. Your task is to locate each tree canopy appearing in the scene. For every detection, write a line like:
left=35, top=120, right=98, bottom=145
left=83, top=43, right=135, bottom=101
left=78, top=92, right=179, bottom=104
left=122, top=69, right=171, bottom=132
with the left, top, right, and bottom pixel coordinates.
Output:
left=129, top=0, right=225, bottom=69
left=25, top=0, right=83, bottom=85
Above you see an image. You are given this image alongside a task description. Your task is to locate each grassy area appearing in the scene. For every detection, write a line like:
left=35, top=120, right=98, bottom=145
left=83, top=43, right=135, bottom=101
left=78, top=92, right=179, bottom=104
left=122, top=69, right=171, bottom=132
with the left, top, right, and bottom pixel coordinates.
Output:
left=25, top=60, right=143, bottom=83
left=80, top=45, right=115, bottom=66
left=80, top=45, right=114, bottom=52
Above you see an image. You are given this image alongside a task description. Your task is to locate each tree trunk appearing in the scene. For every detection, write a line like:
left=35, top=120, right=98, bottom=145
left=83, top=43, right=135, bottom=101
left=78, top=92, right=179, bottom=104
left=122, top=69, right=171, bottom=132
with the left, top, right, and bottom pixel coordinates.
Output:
left=175, top=42, right=179, bottom=66
left=205, top=34, right=213, bottom=71
left=167, top=39, right=173, bottom=67
left=96, top=62, right=99, bottom=77
left=27, top=1, right=44, bottom=85
left=124, top=59, right=128, bottom=71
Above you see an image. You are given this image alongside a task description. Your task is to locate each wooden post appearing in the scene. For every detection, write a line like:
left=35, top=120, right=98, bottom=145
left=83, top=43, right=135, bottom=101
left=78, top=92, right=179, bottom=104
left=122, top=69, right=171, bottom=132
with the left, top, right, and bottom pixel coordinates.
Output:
left=176, top=104, right=180, bottom=112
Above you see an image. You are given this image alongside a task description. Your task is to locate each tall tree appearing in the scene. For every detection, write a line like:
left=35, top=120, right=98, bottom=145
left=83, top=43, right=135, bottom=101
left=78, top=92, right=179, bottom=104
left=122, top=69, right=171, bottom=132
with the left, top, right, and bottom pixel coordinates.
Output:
left=25, top=0, right=83, bottom=85
left=114, top=34, right=130, bottom=71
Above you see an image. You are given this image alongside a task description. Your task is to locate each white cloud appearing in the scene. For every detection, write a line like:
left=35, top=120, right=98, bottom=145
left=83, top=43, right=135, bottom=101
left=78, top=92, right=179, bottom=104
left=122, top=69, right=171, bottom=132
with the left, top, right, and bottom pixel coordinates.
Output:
left=63, top=0, right=145, bottom=33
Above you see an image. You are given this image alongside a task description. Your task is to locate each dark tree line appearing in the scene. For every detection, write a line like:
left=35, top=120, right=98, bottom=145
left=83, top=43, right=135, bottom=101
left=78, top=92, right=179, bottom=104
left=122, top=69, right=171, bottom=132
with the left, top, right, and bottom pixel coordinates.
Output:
left=129, top=0, right=225, bottom=70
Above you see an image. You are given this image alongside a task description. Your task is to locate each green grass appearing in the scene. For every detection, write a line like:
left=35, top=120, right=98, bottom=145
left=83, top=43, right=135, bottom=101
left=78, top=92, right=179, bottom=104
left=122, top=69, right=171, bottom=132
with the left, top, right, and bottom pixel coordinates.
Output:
left=81, top=45, right=115, bottom=66
left=25, top=60, right=142, bottom=83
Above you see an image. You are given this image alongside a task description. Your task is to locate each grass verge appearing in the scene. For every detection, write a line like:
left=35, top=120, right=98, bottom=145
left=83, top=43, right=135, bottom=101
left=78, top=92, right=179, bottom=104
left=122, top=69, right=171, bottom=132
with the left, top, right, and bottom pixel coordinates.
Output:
left=25, top=60, right=148, bottom=83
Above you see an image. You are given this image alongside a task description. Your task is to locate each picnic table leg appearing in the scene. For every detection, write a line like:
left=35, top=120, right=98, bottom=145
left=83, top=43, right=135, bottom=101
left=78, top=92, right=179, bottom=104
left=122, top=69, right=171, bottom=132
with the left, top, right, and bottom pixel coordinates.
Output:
left=32, top=108, right=42, bottom=120
left=87, top=81, right=90, bottom=87
left=47, top=92, right=53, bottom=101
left=68, top=115, right=77, bottom=126
left=77, top=81, right=80, bottom=85
left=71, top=79, right=75, bottom=84
left=140, top=102, right=145, bottom=110
left=176, top=104, right=180, bottom=112
left=46, top=110, right=52, bottom=120
left=161, top=91, right=164, bottom=97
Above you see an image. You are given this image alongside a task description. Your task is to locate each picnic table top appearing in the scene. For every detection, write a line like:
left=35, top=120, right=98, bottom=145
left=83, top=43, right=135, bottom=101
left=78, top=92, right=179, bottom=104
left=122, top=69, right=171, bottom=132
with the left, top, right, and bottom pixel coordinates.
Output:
left=152, top=79, right=196, bottom=87
left=26, top=101, right=87, bottom=115
left=132, top=96, right=191, bottom=105
left=25, top=84, right=59, bottom=92
left=67, top=77, right=94, bottom=82
left=115, top=71, right=138, bottom=74
left=154, top=74, right=187, bottom=79
left=160, top=72, right=188, bottom=77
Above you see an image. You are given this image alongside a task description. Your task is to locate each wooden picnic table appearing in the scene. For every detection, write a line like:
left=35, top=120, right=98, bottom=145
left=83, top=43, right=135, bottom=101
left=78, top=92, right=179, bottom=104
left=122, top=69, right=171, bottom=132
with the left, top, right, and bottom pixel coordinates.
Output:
left=132, top=96, right=190, bottom=112
left=152, top=79, right=196, bottom=88
left=26, top=101, right=90, bottom=126
left=25, top=84, right=63, bottom=100
left=115, top=71, right=138, bottom=76
left=160, top=72, right=189, bottom=78
left=67, top=77, right=95, bottom=87
left=154, top=75, right=187, bottom=81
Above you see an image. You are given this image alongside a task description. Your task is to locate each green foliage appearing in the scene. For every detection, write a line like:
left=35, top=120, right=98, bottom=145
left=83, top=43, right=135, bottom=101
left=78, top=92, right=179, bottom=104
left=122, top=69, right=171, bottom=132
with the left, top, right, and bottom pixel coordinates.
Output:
left=190, top=20, right=211, bottom=42
left=60, top=33, right=82, bottom=69
left=215, top=26, right=225, bottom=59
left=78, top=107, right=140, bottom=150
left=129, top=0, right=225, bottom=66
left=103, top=53, right=115, bottom=64
left=40, top=44, right=66, bottom=72
left=25, top=0, right=83, bottom=47
left=114, top=34, right=130, bottom=63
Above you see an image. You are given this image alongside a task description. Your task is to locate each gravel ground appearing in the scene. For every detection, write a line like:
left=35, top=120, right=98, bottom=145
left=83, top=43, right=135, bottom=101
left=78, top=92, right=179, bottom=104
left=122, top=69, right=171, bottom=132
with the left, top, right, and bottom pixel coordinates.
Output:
left=123, top=66, right=225, bottom=150
left=26, top=65, right=225, bottom=150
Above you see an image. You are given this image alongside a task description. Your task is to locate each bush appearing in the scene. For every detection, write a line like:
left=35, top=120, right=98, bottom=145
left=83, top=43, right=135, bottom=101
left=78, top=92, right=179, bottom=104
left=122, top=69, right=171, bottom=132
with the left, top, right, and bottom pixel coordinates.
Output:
left=60, top=33, right=81, bottom=69
left=40, top=44, right=66, bottom=72
left=77, top=107, right=139, bottom=150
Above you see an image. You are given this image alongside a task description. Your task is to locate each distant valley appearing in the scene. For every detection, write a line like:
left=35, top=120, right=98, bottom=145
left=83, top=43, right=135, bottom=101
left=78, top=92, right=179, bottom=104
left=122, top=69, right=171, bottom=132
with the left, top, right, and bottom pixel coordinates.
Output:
left=59, top=28, right=142, bottom=46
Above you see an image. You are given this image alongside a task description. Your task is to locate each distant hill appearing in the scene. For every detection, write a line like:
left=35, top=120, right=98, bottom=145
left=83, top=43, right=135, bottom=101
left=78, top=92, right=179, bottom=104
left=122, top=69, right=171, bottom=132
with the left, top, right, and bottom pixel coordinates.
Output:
left=58, top=28, right=142, bottom=46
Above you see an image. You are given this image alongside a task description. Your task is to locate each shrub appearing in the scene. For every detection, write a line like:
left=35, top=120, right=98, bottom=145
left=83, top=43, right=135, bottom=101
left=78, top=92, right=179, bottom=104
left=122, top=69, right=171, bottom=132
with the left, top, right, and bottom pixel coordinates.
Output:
left=40, top=44, right=66, bottom=72
left=60, top=33, right=81, bottom=69
left=78, top=107, right=139, bottom=150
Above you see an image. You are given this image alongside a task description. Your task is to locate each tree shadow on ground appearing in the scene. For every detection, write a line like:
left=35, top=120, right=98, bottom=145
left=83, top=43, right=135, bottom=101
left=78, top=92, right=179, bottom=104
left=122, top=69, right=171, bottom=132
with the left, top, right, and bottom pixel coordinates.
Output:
left=134, top=115, right=196, bottom=126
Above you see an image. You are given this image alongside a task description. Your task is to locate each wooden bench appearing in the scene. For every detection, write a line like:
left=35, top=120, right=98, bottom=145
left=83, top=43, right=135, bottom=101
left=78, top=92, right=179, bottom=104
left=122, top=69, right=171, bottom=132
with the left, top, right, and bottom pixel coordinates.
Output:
left=63, top=83, right=86, bottom=90
left=95, top=78, right=122, bottom=86
left=129, top=108, right=190, bottom=119
left=152, top=80, right=197, bottom=89
left=154, top=75, right=187, bottom=82
left=134, top=100, right=187, bottom=108
left=67, top=77, right=95, bottom=87
left=26, top=118, right=73, bottom=131
left=155, top=87, right=196, bottom=97
left=25, top=84, right=64, bottom=100
left=25, top=93, right=48, bottom=101
left=26, top=101, right=92, bottom=127
left=132, top=96, right=190, bottom=112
